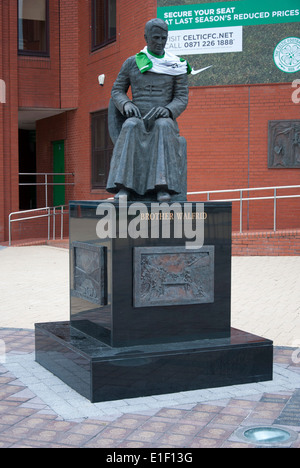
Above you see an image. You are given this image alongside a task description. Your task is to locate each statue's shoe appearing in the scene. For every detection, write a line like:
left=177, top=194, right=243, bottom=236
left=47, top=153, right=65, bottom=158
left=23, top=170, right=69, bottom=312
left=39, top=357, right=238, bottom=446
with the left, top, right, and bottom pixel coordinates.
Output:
left=114, top=189, right=130, bottom=201
left=157, top=191, right=171, bottom=202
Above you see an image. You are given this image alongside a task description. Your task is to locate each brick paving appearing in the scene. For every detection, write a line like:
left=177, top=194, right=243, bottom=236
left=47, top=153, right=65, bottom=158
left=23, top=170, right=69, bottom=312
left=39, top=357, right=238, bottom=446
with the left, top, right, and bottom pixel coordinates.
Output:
left=0, top=246, right=299, bottom=448
left=0, top=331, right=299, bottom=448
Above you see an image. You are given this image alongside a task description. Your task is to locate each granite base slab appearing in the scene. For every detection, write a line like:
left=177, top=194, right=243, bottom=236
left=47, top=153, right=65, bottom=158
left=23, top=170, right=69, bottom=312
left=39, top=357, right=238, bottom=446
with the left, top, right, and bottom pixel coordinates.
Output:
left=35, top=322, right=273, bottom=403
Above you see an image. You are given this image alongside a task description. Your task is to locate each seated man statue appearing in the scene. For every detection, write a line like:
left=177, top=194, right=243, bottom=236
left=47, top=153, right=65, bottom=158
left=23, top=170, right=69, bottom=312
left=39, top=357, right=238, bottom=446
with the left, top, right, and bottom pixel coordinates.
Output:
left=106, top=18, right=190, bottom=202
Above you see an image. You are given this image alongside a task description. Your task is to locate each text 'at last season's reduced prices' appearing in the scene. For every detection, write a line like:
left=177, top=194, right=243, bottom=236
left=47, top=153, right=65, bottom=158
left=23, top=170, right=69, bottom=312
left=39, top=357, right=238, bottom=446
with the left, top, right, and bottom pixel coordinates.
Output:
left=163, top=7, right=299, bottom=25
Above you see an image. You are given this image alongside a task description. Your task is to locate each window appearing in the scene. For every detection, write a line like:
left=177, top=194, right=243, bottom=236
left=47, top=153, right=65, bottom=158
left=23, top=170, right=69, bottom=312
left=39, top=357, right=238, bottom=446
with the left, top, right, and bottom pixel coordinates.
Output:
left=92, top=0, right=116, bottom=51
left=91, top=110, right=113, bottom=189
left=18, top=0, right=49, bottom=56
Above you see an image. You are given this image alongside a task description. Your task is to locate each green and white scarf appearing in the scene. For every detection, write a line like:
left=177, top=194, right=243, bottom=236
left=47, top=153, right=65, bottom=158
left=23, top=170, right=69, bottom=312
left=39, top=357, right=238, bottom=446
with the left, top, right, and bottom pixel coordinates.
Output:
left=136, top=47, right=192, bottom=76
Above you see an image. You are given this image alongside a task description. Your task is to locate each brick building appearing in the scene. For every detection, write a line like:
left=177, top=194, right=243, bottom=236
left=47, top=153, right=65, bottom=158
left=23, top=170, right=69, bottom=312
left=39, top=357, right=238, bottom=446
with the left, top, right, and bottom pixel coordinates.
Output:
left=0, top=0, right=299, bottom=244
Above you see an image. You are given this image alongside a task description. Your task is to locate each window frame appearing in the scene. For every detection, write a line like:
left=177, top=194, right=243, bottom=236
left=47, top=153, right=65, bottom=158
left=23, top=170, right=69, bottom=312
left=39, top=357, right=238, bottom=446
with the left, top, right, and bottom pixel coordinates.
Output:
left=18, top=0, right=50, bottom=57
left=91, top=0, right=117, bottom=52
left=91, top=110, right=113, bottom=190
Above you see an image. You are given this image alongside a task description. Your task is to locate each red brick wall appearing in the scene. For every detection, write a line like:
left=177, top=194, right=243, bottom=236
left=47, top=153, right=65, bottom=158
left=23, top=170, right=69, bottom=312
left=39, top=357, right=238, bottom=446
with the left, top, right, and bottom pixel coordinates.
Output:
left=232, top=229, right=300, bottom=256
left=184, top=83, right=300, bottom=232
left=18, top=1, right=60, bottom=109
left=0, top=1, right=19, bottom=242
left=60, top=0, right=79, bottom=109
left=18, top=0, right=79, bottom=110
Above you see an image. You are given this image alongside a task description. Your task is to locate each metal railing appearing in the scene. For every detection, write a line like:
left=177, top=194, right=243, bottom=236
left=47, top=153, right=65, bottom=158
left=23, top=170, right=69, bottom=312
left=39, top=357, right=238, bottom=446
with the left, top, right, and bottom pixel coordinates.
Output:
left=52, top=205, right=68, bottom=241
left=19, top=172, right=75, bottom=207
left=187, top=185, right=300, bottom=233
left=9, top=172, right=75, bottom=245
left=8, top=185, right=300, bottom=244
left=8, top=205, right=68, bottom=246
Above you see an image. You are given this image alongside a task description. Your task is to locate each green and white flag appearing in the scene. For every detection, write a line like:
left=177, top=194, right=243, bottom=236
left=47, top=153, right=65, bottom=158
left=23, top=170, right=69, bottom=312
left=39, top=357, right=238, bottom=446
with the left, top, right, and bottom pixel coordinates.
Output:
left=136, top=47, right=192, bottom=75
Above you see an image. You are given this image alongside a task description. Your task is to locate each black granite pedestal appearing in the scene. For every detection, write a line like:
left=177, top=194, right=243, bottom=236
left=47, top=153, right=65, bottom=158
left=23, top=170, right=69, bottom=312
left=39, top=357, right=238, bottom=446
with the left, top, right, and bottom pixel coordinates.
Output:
left=35, top=323, right=272, bottom=403
left=35, top=201, right=273, bottom=403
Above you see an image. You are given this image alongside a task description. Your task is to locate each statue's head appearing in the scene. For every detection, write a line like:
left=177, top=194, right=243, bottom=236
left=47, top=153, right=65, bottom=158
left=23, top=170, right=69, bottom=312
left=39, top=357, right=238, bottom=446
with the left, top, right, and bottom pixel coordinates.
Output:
left=144, top=18, right=168, bottom=56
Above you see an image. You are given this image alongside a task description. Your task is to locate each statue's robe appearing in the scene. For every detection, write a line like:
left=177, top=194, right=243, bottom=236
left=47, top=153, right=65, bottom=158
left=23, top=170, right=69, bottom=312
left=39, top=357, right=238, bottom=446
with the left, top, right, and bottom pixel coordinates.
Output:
left=106, top=56, right=189, bottom=199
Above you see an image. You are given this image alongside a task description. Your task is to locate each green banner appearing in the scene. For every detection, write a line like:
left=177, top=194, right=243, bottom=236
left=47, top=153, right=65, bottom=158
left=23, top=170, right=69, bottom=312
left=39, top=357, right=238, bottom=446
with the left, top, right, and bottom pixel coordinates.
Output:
left=157, top=0, right=300, bottom=29
left=157, top=0, right=300, bottom=85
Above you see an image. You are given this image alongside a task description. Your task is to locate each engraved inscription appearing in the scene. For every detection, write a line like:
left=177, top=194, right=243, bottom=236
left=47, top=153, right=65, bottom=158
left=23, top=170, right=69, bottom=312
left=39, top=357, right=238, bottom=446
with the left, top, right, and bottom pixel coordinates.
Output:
left=71, top=242, right=107, bottom=305
left=268, top=120, right=300, bottom=168
left=134, top=246, right=214, bottom=308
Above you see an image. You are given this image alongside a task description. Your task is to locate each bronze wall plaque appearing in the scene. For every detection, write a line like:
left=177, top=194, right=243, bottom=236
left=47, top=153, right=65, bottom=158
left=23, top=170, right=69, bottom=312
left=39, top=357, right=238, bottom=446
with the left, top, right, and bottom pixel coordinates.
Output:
left=133, top=246, right=214, bottom=308
left=71, top=242, right=107, bottom=305
left=268, top=120, right=300, bottom=168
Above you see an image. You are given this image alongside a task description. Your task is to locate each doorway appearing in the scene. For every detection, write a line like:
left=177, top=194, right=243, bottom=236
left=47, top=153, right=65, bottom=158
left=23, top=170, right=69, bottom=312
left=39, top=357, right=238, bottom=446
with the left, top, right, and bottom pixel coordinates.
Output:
left=52, top=140, right=65, bottom=207
left=19, top=129, right=37, bottom=210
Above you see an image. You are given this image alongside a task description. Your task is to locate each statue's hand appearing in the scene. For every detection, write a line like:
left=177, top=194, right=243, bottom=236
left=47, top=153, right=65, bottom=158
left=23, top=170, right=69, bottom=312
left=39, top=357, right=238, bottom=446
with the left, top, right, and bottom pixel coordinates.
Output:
left=124, top=102, right=141, bottom=118
left=153, top=107, right=171, bottom=119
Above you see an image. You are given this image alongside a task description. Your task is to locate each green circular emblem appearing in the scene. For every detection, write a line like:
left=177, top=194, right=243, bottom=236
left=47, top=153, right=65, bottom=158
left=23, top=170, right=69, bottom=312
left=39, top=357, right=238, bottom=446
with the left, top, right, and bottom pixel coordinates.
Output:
left=274, top=37, right=300, bottom=73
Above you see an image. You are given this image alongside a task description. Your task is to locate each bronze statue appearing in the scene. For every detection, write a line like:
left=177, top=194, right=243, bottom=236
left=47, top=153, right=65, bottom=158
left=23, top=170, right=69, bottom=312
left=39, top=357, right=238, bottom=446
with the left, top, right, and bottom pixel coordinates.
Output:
left=107, top=18, right=190, bottom=202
